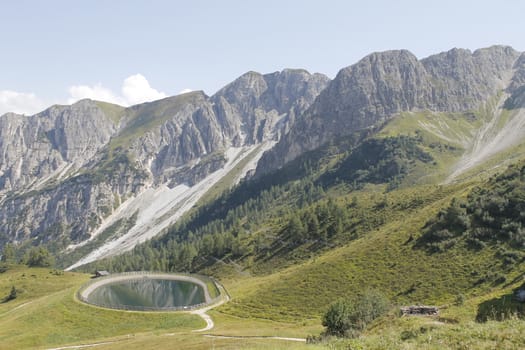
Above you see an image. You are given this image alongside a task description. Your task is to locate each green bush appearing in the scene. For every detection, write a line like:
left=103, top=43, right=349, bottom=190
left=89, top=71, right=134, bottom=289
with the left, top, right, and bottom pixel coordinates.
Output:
left=454, top=293, right=466, bottom=306
left=2, top=286, right=17, bottom=303
left=24, top=246, right=54, bottom=267
left=322, top=290, right=389, bottom=337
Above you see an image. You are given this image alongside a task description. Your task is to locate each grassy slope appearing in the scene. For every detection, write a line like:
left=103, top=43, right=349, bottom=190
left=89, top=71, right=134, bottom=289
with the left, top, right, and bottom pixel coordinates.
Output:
left=210, top=179, right=525, bottom=348
left=5, top=100, right=525, bottom=349
left=217, top=184, right=475, bottom=318
left=379, top=101, right=525, bottom=186
left=94, top=100, right=126, bottom=124
left=109, top=92, right=204, bottom=151
left=2, top=181, right=525, bottom=349
left=0, top=266, right=320, bottom=350
left=0, top=266, right=203, bottom=349
left=377, top=110, right=477, bottom=184
left=345, top=281, right=525, bottom=349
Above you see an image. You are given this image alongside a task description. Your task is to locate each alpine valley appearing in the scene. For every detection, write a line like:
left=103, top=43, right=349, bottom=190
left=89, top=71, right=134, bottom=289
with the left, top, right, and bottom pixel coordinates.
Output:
left=2, top=45, right=525, bottom=349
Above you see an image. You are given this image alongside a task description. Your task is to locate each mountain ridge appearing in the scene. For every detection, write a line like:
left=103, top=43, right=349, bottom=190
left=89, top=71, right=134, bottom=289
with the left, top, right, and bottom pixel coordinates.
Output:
left=0, top=68, right=329, bottom=266
left=2, top=45, right=525, bottom=271
left=256, top=45, right=522, bottom=175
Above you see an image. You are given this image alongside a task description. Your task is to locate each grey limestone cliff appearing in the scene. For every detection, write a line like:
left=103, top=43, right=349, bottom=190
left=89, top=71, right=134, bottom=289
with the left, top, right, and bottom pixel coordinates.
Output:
left=211, top=69, right=329, bottom=145
left=0, top=100, right=119, bottom=194
left=257, top=46, right=522, bottom=174
left=0, top=69, right=328, bottom=250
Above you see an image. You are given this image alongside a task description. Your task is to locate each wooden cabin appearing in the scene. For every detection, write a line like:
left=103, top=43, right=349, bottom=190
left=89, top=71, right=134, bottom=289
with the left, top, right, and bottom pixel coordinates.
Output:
left=94, top=270, right=110, bottom=278
left=400, top=305, right=439, bottom=316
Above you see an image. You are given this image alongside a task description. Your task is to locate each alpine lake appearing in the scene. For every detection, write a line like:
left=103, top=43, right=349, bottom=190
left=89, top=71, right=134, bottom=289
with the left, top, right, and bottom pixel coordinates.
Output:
left=85, top=277, right=206, bottom=310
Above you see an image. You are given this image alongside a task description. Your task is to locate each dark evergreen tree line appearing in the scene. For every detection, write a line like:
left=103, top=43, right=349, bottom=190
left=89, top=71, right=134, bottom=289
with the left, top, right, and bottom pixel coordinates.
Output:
left=419, top=162, right=525, bottom=260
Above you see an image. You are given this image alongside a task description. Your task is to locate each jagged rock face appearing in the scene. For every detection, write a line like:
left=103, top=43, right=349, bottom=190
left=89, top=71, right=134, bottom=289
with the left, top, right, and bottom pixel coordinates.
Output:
left=118, top=93, right=228, bottom=185
left=257, top=46, right=522, bottom=174
left=311, top=50, right=430, bottom=131
left=421, top=46, right=519, bottom=110
left=510, top=53, right=525, bottom=91
left=0, top=70, right=328, bottom=248
left=0, top=167, right=146, bottom=245
left=211, top=69, right=330, bottom=144
left=0, top=100, right=118, bottom=193
left=2, top=45, right=523, bottom=257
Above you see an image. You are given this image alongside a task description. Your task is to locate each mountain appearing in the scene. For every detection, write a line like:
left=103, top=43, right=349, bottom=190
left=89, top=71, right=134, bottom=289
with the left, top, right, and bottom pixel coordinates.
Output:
left=3, top=46, right=525, bottom=350
left=2, top=45, right=525, bottom=272
left=257, top=45, right=522, bottom=175
left=0, top=70, right=329, bottom=267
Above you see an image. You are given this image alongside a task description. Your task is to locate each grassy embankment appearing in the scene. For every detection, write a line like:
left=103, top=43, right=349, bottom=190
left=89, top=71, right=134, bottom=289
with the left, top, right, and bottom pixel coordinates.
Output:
left=209, top=180, right=525, bottom=348
left=0, top=266, right=321, bottom=349
left=0, top=266, right=202, bottom=349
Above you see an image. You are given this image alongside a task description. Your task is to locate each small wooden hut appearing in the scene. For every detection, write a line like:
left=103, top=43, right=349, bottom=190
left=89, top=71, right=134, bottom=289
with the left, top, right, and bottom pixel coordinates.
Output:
left=400, top=305, right=439, bottom=316
left=94, top=270, right=110, bottom=278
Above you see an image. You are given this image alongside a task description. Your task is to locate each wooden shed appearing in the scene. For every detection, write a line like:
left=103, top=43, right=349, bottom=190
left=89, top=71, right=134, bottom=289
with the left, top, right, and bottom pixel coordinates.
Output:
left=400, top=305, right=439, bottom=316
left=94, top=270, right=110, bottom=278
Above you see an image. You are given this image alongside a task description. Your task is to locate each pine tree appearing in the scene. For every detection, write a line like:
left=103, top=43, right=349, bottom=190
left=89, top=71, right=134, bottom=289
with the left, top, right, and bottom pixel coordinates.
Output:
left=4, top=286, right=17, bottom=302
left=25, top=246, right=54, bottom=267
left=287, top=214, right=305, bottom=244
left=305, top=210, right=320, bottom=239
left=1, top=243, right=15, bottom=263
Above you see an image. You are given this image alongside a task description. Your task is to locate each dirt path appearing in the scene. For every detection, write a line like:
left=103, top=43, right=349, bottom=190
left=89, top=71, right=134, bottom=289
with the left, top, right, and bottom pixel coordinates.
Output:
left=203, top=334, right=306, bottom=342
left=46, top=341, right=117, bottom=350
left=0, top=300, right=33, bottom=317
left=189, top=291, right=305, bottom=342
left=190, top=293, right=230, bottom=332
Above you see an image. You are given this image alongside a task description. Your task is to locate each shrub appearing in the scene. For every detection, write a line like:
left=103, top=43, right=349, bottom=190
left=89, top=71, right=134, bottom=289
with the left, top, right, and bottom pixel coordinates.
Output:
left=8, top=286, right=17, bottom=300
left=454, top=293, right=466, bottom=306
left=2, top=286, right=17, bottom=303
left=24, top=246, right=54, bottom=267
left=322, top=290, right=389, bottom=337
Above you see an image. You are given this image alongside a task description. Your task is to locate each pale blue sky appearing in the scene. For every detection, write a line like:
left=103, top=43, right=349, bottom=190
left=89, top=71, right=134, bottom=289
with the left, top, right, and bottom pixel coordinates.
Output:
left=1, top=0, right=524, bottom=114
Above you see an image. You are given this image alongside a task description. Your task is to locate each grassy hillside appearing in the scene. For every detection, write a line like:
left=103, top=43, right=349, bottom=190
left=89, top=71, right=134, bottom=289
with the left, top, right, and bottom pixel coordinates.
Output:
left=0, top=266, right=203, bottom=349
left=67, top=105, right=525, bottom=347
left=2, top=182, right=525, bottom=349
left=0, top=265, right=324, bottom=349
left=215, top=182, right=521, bottom=319
left=208, top=179, right=525, bottom=349
left=5, top=94, right=525, bottom=348
left=328, top=282, right=525, bottom=349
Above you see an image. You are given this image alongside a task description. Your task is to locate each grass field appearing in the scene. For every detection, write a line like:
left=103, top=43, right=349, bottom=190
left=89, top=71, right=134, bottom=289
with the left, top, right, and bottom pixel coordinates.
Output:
left=0, top=266, right=318, bottom=350
left=0, top=267, right=202, bottom=349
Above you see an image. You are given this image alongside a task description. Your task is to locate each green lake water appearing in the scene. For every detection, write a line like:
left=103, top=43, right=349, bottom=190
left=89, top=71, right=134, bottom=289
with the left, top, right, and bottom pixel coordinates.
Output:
left=87, top=278, right=205, bottom=309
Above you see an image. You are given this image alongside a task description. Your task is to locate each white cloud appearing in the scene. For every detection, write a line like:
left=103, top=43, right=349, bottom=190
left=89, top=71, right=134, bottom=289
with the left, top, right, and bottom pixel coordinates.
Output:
left=67, top=84, right=122, bottom=105
left=178, top=88, right=193, bottom=95
left=0, top=90, right=48, bottom=116
left=121, top=74, right=167, bottom=105
left=0, top=74, right=169, bottom=116
left=67, top=74, right=167, bottom=106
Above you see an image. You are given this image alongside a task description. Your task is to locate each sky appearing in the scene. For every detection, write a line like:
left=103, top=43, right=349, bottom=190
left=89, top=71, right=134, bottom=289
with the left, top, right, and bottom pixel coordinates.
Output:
left=1, top=0, right=524, bottom=115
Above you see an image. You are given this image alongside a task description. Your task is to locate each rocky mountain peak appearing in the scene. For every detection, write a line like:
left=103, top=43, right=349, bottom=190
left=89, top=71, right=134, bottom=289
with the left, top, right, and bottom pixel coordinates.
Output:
left=312, top=49, right=428, bottom=127
left=3, top=45, right=523, bottom=269
left=214, top=71, right=267, bottom=102
left=508, top=52, right=525, bottom=93
left=257, top=46, right=523, bottom=175
left=0, top=99, right=118, bottom=194
left=211, top=69, right=329, bottom=145
left=0, top=66, right=330, bottom=257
